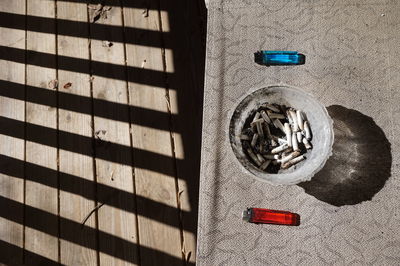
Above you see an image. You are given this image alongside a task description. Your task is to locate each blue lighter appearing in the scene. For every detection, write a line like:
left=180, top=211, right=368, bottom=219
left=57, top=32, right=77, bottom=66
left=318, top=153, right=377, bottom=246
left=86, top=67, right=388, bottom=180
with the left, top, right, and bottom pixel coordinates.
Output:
left=254, top=51, right=305, bottom=66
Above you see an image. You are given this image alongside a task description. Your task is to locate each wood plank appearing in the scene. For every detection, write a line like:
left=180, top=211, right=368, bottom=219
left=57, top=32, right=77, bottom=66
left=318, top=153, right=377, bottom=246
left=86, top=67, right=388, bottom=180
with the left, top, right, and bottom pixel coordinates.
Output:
left=89, top=3, right=139, bottom=265
left=0, top=0, right=26, bottom=264
left=56, top=1, right=98, bottom=265
left=122, top=2, right=184, bottom=265
left=159, top=1, right=207, bottom=264
left=25, top=0, right=59, bottom=263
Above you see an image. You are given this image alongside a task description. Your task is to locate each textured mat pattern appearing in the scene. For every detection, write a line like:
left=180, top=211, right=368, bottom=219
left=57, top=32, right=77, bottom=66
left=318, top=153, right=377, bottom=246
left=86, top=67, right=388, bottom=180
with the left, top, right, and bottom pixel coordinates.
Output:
left=197, top=0, right=400, bottom=265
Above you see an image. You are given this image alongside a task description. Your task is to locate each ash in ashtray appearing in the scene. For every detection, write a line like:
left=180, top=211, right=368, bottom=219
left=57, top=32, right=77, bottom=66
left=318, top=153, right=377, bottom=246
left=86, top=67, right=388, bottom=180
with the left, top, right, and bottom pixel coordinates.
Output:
left=240, top=103, right=312, bottom=173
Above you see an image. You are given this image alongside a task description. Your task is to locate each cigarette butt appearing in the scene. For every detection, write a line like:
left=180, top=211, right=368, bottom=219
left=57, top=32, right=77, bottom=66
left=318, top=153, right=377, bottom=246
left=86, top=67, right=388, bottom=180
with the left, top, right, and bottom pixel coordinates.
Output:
left=289, top=110, right=299, bottom=132
left=281, top=147, right=293, bottom=157
left=263, top=123, right=272, bottom=137
left=259, top=159, right=271, bottom=170
left=284, top=123, right=292, bottom=147
left=286, top=110, right=293, bottom=125
left=292, top=132, right=299, bottom=152
left=251, top=133, right=258, bottom=147
left=297, top=110, right=304, bottom=130
left=240, top=134, right=251, bottom=140
left=256, top=154, right=266, bottom=163
left=264, top=104, right=281, bottom=113
left=250, top=118, right=264, bottom=125
left=296, top=131, right=302, bottom=143
left=247, top=148, right=262, bottom=166
left=277, top=138, right=287, bottom=145
left=264, top=154, right=280, bottom=160
left=268, top=113, right=286, bottom=119
left=256, top=122, right=264, bottom=137
left=273, top=119, right=285, bottom=134
left=270, top=139, right=278, bottom=147
left=272, top=159, right=280, bottom=165
left=260, top=110, right=271, bottom=124
left=280, top=151, right=301, bottom=164
left=271, top=143, right=288, bottom=154
left=304, top=121, right=311, bottom=140
left=281, top=155, right=305, bottom=169
left=303, top=138, right=312, bottom=149
left=251, top=112, right=261, bottom=131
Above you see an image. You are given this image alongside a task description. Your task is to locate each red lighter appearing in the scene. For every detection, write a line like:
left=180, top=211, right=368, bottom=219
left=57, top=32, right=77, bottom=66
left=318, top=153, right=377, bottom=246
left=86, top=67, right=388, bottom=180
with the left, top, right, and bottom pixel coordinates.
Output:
left=242, top=208, right=300, bottom=226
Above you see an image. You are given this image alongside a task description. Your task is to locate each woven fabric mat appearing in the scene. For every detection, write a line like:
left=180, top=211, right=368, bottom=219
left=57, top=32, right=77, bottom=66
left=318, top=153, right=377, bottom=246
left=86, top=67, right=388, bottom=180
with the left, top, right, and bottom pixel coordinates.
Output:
left=197, top=0, right=400, bottom=265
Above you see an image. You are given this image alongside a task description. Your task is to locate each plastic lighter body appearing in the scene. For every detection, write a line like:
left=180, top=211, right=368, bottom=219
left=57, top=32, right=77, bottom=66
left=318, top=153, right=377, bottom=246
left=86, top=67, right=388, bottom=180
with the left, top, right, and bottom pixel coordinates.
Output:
left=242, top=208, right=300, bottom=226
left=254, top=51, right=306, bottom=66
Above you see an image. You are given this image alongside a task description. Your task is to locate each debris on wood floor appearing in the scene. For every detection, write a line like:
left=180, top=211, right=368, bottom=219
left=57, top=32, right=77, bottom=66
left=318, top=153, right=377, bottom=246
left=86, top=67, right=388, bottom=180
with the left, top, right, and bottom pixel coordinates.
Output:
left=95, top=129, right=107, bottom=140
left=48, top=79, right=58, bottom=89
left=88, top=4, right=112, bottom=23
left=81, top=202, right=104, bottom=228
left=102, top=40, right=113, bottom=47
left=142, top=7, right=149, bottom=17
left=63, top=82, right=72, bottom=89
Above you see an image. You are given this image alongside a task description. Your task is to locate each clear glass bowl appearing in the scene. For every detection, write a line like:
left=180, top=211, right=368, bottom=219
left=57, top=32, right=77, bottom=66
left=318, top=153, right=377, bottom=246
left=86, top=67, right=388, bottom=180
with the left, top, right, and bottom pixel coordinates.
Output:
left=229, top=85, right=334, bottom=185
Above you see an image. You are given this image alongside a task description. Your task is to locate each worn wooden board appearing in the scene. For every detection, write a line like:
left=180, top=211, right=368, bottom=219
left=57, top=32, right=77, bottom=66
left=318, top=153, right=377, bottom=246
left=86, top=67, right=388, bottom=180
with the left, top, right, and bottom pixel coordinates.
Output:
left=89, top=3, right=139, bottom=265
left=25, top=0, right=59, bottom=263
left=0, top=0, right=205, bottom=264
left=159, top=1, right=206, bottom=263
left=0, top=0, right=26, bottom=264
left=123, top=2, right=184, bottom=265
left=56, top=1, right=98, bottom=265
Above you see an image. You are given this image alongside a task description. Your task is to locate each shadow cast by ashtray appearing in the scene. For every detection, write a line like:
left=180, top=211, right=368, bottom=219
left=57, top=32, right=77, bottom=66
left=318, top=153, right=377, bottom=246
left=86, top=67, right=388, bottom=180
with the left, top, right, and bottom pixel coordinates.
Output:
left=299, top=105, right=392, bottom=206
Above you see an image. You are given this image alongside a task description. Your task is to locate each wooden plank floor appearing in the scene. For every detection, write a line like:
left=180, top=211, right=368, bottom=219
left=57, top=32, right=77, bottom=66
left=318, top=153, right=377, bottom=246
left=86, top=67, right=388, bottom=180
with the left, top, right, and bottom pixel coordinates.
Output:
left=0, top=0, right=206, bottom=265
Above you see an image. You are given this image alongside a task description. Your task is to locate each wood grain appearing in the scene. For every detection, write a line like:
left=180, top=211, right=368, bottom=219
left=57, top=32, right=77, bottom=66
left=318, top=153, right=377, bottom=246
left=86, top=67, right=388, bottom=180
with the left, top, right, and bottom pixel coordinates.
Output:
left=89, top=3, right=139, bottom=265
left=123, top=2, right=184, bottom=265
left=159, top=1, right=206, bottom=263
left=0, top=0, right=26, bottom=264
left=25, top=0, right=58, bottom=263
left=56, top=1, right=97, bottom=265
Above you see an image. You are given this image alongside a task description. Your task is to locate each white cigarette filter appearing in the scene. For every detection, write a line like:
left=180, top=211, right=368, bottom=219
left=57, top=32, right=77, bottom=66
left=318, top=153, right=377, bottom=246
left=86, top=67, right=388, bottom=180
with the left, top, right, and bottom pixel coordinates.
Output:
left=289, top=110, right=299, bottom=132
left=304, top=121, right=311, bottom=140
left=259, top=160, right=271, bottom=170
left=281, top=155, right=305, bottom=169
left=280, top=151, right=301, bottom=164
left=292, top=132, right=299, bottom=152
left=251, top=133, right=258, bottom=147
left=297, top=110, right=304, bottom=130
left=286, top=110, right=293, bottom=125
left=277, top=138, right=287, bottom=145
left=271, top=143, right=289, bottom=154
left=260, top=110, right=271, bottom=124
left=284, top=123, right=292, bottom=147
left=296, top=131, right=302, bottom=143
left=247, top=148, right=262, bottom=166
left=303, top=138, right=312, bottom=149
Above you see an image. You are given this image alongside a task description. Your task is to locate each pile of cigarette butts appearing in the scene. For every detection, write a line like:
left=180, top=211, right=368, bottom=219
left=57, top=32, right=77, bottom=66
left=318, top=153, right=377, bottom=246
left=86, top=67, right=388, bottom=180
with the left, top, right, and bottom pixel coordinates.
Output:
left=240, top=103, right=312, bottom=172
